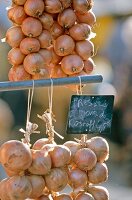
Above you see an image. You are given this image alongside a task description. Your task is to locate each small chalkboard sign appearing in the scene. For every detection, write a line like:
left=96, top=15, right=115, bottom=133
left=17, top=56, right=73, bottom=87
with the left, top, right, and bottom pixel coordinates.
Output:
left=66, top=95, right=114, bottom=134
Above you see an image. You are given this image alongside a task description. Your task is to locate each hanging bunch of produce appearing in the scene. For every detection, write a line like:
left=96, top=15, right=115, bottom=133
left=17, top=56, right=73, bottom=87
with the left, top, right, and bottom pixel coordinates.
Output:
left=4, top=0, right=96, bottom=84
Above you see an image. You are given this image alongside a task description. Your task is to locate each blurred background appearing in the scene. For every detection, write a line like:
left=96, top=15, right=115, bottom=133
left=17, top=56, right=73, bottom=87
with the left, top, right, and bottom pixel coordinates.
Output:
left=0, top=0, right=132, bottom=199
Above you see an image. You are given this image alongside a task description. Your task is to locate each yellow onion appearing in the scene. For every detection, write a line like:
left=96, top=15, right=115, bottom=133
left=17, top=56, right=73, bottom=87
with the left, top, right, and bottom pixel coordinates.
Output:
left=88, top=162, right=108, bottom=184
left=8, top=6, right=27, bottom=25
left=40, top=13, right=54, bottom=30
left=41, top=143, right=57, bottom=152
left=74, top=148, right=97, bottom=171
left=53, top=194, right=73, bottom=200
left=32, top=69, right=50, bottom=80
left=45, top=168, right=68, bottom=192
left=63, top=141, right=81, bottom=161
left=76, top=40, right=94, bottom=60
left=0, top=140, right=32, bottom=172
left=50, top=22, right=64, bottom=39
left=0, top=178, right=10, bottom=200
left=48, top=145, right=71, bottom=167
left=32, top=138, right=55, bottom=150
left=83, top=58, right=95, bottom=74
left=20, top=37, right=40, bottom=55
left=59, top=0, right=71, bottom=9
left=86, top=137, right=109, bottom=163
left=76, top=10, right=96, bottom=27
left=28, top=175, right=45, bottom=199
left=73, top=0, right=93, bottom=14
left=75, top=192, right=94, bottom=200
left=38, top=30, right=52, bottom=48
left=13, top=0, right=26, bottom=5
left=87, top=186, right=109, bottom=200
left=8, top=48, right=25, bottom=65
left=24, top=0, right=44, bottom=17
left=45, top=0, right=63, bottom=13
left=28, top=149, right=52, bottom=175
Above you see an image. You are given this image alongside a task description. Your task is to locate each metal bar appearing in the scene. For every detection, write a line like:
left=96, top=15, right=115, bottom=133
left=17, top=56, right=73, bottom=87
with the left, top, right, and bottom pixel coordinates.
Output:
left=0, top=75, right=103, bottom=92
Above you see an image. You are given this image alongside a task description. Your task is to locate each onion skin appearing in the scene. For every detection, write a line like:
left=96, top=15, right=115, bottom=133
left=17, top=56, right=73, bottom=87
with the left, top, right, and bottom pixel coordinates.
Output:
left=22, top=17, right=42, bottom=37
left=58, top=8, right=76, bottom=29
left=8, top=48, right=25, bottom=65
left=24, top=0, right=44, bottom=18
left=49, top=145, right=71, bottom=167
left=8, top=65, right=31, bottom=81
left=73, top=0, right=93, bottom=14
left=50, top=22, right=64, bottom=39
left=86, top=137, right=109, bottom=163
left=32, top=68, right=50, bottom=79
left=0, top=140, right=32, bottom=172
left=75, top=192, right=94, bottom=200
left=61, top=54, right=84, bottom=75
left=38, top=30, right=52, bottom=48
left=41, top=143, right=57, bottom=152
left=28, top=175, right=45, bottom=199
left=83, top=58, right=95, bottom=74
left=68, top=168, right=88, bottom=189
left=39, top=49, right=52, bottom=67
left=37, top=195, right=51, bottom=200
left=45, top=168, right=68, bottom=192
left=6, top=26, right=25, bottom=48
left=50, top=47, right=62, bottom=64
left=40, top=13, right=54, bottom=30
left=76, top=10, right=96, bottom=27
left=59, top=0, right=71, bottom=9
left=69, top=23, right=91, bottom=41
left=63, top=141, right=81, bottom=161
left=28, top=149, right=52, bottom=175
left=76, top=40, right=94, bottom=60
left=6, top=176, right=32, bottom=200
left=13, top=0, right=27, bottom=5
left=23, top=53, right=44, bottom=75
left=87, top=186, right=109, bottom=200
left=20, top=37, right=40, bottom=55
left=8, top=6, right=27, bottom=25
left=32, top=138, right=56, bottom=150
left=51, top=64, right=67, bottom=78
left=88, top=162, right=108, bottom=184
left=74, top=148, right=97, bottom=171
left=54, top=194, right=72, bottom=200
left=0, top=178, right=10, bottom=200
left=45, top=0, right=63, bottom=13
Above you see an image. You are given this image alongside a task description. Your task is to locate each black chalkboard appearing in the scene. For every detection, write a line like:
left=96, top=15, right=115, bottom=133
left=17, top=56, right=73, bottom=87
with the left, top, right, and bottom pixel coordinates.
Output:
left=66, top=95, right=114, bottom=134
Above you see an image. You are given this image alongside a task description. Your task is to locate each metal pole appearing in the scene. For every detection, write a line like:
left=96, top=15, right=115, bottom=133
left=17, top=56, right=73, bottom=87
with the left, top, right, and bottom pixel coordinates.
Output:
left=0, top=75, right=103, bottom=92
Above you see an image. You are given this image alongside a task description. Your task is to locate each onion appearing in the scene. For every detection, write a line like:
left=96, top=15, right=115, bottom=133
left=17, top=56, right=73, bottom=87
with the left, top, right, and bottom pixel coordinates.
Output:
left=76, top=10, right=96, bottom=27
left=68, top=168, right=88, bottom=189
left=28, top=149, right=52, bottom=175
left=8, top=65, right=31, bottom=81
left=41, top=143, right=56, bottom=152
left=4, top=167, right=21, bottom=177
left=58, top=8, right=76, bottom=29
left=69, top=23, right=91, bottom=41
left=61, top=54, right=84, bottom=75
left=0, top=140, right=32, bottom=172
left=23, top=53, right=44, bottom=75
left=45, top=0, right=63, bottom=13
left=59, top=0, right=71, bottom=9
left=54, top=35, right=75, bottom=56
left=63, top=141, right=81, bottom=161
left=50, top=22, right=64, bottom=39
left=0, top=178, right=10, bottom=200
left=87, top=186, right=109, bottom=200
left=73, top=0, right=93, bottom=14
left=8, top=48, right=25, bottom=65
left=32, top=69, right=50, bottom=80
left=51, top=64, right=67, bottom=78
left=7, top=176, right=32, bottom=200
left=22, top=17, right=42, bottom=37
left=54, top=194, right=72, bottom=200
left=38, top=30, right=52, bottom=48
left=76, top=40, right=94, bottom=60
left=7, top=6, right=27, bottom=25
left=20, top=38, right=40, bottom=55
left=28, top=175, right=45, bottom=199
left=6, top=26, right=25, bottom=48
left=83, top=58, right=95, bottom=74
left=50, top=47, right=62, bottom=64
left=37, top=195, right=51, bottom=200
left=39, top=49, right=52, bottom=67
left=75, top=192, right=94, bottom=200
left=32, top=138, right=56, bottom=150
left=74, top=148, right=97, bottom=171
left=24, top=0, right=44, bottom=17
left=49, top=145, right=71, bottom=167
left=88, top=162, right=108, bottom=184
left=45, top=168, right=68, bottom=192
left=40, top=13, right=54, bottom=30
left=12, top=0, right=27, bottom=5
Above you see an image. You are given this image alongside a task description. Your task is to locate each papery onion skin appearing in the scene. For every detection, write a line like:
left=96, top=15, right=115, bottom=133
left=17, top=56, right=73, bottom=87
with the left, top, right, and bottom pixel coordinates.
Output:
left=50, top=22, right=64, bottom=39
left=32, top=138, right=56, bottom=150
left=61, top=54, right=84, bottom=75
left=28, top=175, right=45, bottom=199
left=83, top=58, right=95, bottom=74
left=13, top=0, right=27, bottom=5
left=76, top=10, right=96, bottom=27
left=8, top=6, right=27, bottom=25
left=86, top=137, right=109, bottom=163
left=38, top=30, right=52, bottom=48
left=24, top=0, right=44, bottom=18
left=63, top=141, right=81, bottom=161
left=6, top=26, right=25, bottom=48
left=53, top=194, right=73, bottom=200
left=45, top=168, right=68, bottom=192
left=8, top=65, right=31, bottom=81
left=40, top=13, right=54, bottom=30
left=20, top=37, right=40, bottom=55
left=22, top=17, right=42, bottom=37
left=0, top=140, right=32, bottom=172
left=23, top=53, right=44, bottom=75
left=59, top=0, right=71, bottom=9
left=74, top=148, right=97, bottom=171
left=73, top=0, right=93, bottom=14
left=69, top=23, right=91, bottom=41
left=76, top=40, right=94, bottom=60
left=88, top=162, right=108, bottom=184
left=8, top=48, right=25, bottom=65
left=75, top=192, right=94, bottom=200
left=32, top=68, right=50, bottom=79
left=68, top=168, right=88, bottom=189
left=87, top=186, right=109, bottom=200
left=7, top=176, right=32, bottom=200
left=45, top=0, right=63, bottom=14
left=0, top=178, right=10, bottom=200
left=49, top=145, right=71, bottom=167
left=58, top=8, right=76, bottom=29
